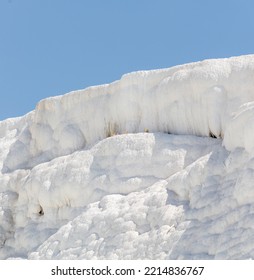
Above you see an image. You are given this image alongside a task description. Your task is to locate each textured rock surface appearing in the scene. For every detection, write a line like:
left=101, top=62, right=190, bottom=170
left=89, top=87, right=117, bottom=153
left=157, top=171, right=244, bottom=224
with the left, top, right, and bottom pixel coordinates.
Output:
left=1, top=55, right=254, bottom=259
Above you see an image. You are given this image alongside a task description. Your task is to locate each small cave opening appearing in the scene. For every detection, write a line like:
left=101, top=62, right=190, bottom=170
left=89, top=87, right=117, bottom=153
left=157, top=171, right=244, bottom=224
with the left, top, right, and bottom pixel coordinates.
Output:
left=38, top=205, right=44, bottom=216
left=209, top=131, right=217, bottom=139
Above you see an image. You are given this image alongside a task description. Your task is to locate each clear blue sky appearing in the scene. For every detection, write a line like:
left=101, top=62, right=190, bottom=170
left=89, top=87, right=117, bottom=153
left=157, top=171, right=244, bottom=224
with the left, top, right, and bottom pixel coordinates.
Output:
left=1, top=0, right=254, bottom=120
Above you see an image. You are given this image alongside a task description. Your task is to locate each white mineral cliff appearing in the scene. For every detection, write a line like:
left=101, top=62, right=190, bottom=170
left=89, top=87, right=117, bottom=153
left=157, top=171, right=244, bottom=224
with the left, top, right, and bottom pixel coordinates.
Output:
left=1, top=55, right=254, bottom=259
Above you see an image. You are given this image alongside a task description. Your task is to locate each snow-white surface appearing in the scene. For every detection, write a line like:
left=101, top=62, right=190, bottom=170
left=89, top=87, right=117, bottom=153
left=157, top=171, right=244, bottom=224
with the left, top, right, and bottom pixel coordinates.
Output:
left=1, top=55, right=254, bottom=259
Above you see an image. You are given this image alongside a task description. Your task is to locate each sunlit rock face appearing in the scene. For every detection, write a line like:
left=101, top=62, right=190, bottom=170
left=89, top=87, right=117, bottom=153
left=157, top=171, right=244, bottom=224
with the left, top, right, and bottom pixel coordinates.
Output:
left=1, top=55, right=254, bottom=259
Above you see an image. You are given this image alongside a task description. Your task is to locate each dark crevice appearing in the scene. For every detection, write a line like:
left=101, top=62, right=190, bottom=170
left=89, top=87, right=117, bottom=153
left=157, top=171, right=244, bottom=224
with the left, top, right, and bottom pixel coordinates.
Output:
left=209, top=131, right=217, bottom=138
left=38, top=205, right=44, bottom=216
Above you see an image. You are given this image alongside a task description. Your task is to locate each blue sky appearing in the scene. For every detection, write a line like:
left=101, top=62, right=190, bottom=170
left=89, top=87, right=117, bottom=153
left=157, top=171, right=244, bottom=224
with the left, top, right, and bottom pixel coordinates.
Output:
left=0, top=0, right=254, bottom=120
